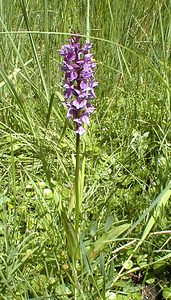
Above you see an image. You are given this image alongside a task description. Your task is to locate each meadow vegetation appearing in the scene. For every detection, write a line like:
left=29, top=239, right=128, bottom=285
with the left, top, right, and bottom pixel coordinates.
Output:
left=0, top=0, right=171, bottom=299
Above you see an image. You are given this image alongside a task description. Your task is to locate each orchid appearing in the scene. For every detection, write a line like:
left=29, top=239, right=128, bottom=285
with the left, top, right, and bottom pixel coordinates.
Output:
left=60, top=34, right=98, bottom=135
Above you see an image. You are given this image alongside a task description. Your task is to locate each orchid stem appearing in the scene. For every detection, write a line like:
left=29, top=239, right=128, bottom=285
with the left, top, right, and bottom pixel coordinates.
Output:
left=75, top=133, right=80, bottom=236
left=73, top=133, right=81, bottom=300
left=86, top=0, right=90, bottom=43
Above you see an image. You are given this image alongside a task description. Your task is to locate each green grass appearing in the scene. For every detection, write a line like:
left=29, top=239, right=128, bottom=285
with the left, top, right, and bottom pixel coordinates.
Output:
left=0, top=0, right=171, bottom=299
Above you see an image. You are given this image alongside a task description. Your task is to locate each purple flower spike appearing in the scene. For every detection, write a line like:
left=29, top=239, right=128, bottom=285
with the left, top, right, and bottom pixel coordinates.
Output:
left=60, top=34, right=98, bottom=135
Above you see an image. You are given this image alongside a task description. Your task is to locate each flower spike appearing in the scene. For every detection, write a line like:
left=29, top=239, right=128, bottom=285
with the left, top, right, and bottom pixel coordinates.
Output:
left=60, top=34, right=98, bottom=135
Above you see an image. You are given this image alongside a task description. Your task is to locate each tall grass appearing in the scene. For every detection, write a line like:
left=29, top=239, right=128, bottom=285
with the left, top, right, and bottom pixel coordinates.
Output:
left=0, top=0, right=171, bottom=299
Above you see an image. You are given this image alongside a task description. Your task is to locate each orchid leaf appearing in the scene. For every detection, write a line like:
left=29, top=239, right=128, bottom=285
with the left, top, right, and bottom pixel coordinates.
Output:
left=61, top=211, right=79, bottom=260
left=88, top=223, right=130, bottom=261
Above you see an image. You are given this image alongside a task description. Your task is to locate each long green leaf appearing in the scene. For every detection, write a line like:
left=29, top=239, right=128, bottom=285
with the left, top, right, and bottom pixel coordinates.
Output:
left=0, top=67, right=35, bottom=138
left=61, top=210, right=79, bottom=260
left=88, top=223, right=130, bottom=261
left=114, top=183, right=171, bottom=283
left=20, top=0, right=49, bottom=100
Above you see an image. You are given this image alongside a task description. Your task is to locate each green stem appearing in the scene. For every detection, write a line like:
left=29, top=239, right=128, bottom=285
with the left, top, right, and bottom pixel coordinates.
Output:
left=86, top=0, right=90, bottom=43
left=75, top=133, right=80, bottom=235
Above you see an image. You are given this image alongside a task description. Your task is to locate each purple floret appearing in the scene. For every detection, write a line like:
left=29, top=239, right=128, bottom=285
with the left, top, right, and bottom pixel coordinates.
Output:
left=60, top=34, right=98, bottom=135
